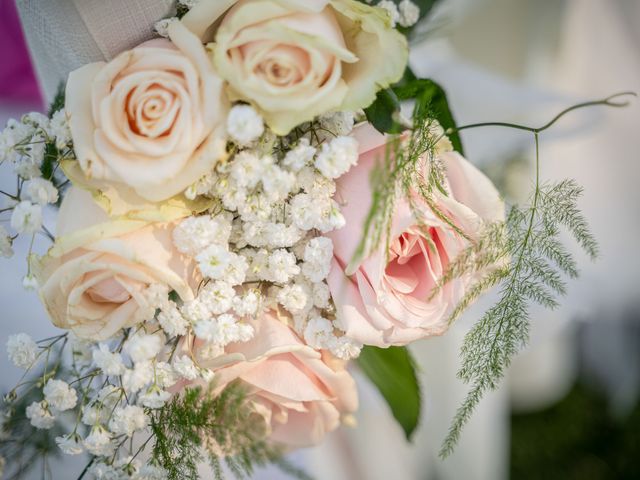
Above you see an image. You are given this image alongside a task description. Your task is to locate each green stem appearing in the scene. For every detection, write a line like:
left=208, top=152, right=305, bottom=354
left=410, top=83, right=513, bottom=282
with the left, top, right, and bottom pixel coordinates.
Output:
left=449, top=91, right=636, bottom=135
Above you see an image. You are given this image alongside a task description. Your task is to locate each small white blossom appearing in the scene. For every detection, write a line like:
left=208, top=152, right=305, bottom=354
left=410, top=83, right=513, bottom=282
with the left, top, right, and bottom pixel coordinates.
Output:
left=10, top=201, right=42, bottom=234
left=230, top=151, right=265, bottom=189
left=173, top=214, right=232, bottom=257
left=314, top=136, right=359, bottom=179
left=173, top=355, right=199, bottom=381
left=154, top=17, right=177, bottom=37
left=180, top=298, right=210, bottom=325
left=122, top=361, right=154, bottom=393
left=302, top=237, right=334, bottom=282
left=23, top=178, right=58, bottom=205
left=81, top=405, right=109, bottom=427
left=318, top=111, right=356, bottom=136
left=312, top=282, right=331, bottom=309
left=55, top=433, right=84, bottom=455
left=185, top=171, right=218, bottom=200
left=157, top=301, right=189, bottom=337
left=196, top=244, right=234, bottom=280
left=22, top=274, right=38, bottom=290
left=328, top=335, right=363, bottom=360
left=398, top=0, right=420, bottom=27
left=6, top=333, right=38, bottom=369
left=92, top=343, right=125, bottom=376
left=241, top=248, right=270, bottom=280
left=194, top=314, right=254, bottom=346
left=22, top=112, right=49, bottom=130
left=124, top=333, right=164, bottom=364
left=303, top=315, right=334, bottom=350
left=84, top=427, right=116, bottom=457
left=282, top=138, right=316, bottom=172
left=155, top=361, right=178, bottom=388
left=87, top=462, right=120, bottom=480
left=317, top=199, right=346, bottom=233
left=377, top=0, right=400, bottom=26
left=233, top=290, right=261, bottom=316
left=43, top=379, right=77, bottom=412
left=48, top=109, right=71, bottom=149
left=14, top=156, right=42, bottom=179
left=0, top=225, right=13, bottom=258
left=109, top=405, right=148, bottom=437
left=222, top=253, right=249, bottom=286
left=200, top=280, right=236, bottom=314
left=139, top=388, right=171, bottom=409
left=217, top=177, right=247, bottom=211
left=290, top=193, right=320, bottom=231
left=261, top=164, right=296, bottom=203
left=264, top=222, right=303, bottom=249
left=267, top=249, right=300, bottom=283
left=297, top=166, right=336, bottom=196
left=26, top=401, right=55, bottom=429
left=227, top=104, right=264, bottom=146
left=238, top=192, right=273, bottom=223
left=277, top=283, right=310, bottom=314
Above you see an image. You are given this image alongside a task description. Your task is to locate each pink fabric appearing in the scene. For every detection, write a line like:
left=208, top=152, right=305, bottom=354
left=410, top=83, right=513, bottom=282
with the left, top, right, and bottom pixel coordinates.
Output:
left=0, top=0, right=43, bottom=107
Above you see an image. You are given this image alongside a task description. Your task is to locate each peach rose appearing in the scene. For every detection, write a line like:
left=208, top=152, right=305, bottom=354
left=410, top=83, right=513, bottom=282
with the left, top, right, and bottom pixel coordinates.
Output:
left=35, top=188, right=200, bottom=341
left=65, top=21, right=228, bottom=206
left=327, top=124, right=505, bottom=347
left=183, top=311, right=358, bottom=448
left=182, top=0, right=407, bottom=134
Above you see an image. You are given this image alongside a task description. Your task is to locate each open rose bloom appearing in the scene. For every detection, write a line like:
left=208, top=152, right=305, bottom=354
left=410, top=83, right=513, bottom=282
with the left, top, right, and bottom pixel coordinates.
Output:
left=181, top=311, right=358, bottom=448
left=65, top=21, right=228, bottom=208
left=328, top=124, right=505, bottom=347
left=36, top=188, right=200, bottom=341
left=183, top=0, right=407, bottom=133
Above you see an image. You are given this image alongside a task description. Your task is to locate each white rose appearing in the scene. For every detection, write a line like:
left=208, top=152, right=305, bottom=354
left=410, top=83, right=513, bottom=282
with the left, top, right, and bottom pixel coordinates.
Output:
left=65, top=21, right=228, bottom=206
left=182, top=0, right=408, bottom=134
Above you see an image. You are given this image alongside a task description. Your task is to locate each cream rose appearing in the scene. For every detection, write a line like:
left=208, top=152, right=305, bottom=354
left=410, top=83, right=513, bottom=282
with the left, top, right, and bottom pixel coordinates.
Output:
left=181, top=311, right=358, bottom=448
left=327, top=124, right=505, bottom=347
left=36, top=188, right=200, bottom=341
left=182, top=0, right=408, bottom=134
left=65, top=21, right=228, bottom=205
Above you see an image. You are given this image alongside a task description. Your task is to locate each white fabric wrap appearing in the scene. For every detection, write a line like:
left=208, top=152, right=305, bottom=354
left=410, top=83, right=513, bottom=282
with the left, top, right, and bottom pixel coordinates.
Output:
left=16, top=0, right=175, bottom=102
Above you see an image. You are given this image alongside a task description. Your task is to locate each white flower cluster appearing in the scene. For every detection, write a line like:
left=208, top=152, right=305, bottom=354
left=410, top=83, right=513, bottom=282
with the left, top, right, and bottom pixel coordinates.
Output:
left=6, top=326, right=203, bottom=473
left=176, top=107, right=362, bottom=360
left=377, top=0, right=420, bottom=28
left=0, top=110, right=70, bottom=262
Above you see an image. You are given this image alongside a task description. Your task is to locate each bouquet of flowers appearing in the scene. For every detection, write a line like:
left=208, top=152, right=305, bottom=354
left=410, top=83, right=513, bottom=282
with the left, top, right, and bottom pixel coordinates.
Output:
left=0, top=0, right=632, bottom=478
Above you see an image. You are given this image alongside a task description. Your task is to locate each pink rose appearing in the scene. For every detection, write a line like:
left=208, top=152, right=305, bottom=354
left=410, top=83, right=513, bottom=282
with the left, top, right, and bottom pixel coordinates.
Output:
left=36, top=188, right=200, bottom=341
left=183, top=311, right=358, bottom=448
left=328, top=124, right=505, bottom=347
left=65, top=21, right=228, bottom=206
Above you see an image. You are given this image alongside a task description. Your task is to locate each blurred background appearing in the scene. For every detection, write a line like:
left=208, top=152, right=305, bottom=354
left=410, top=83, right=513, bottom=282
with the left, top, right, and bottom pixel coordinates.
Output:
left=1, top=0, right=639, bottom=478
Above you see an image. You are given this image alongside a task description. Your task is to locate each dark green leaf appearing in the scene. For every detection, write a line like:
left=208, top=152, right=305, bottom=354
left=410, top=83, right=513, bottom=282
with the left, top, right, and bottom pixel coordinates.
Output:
left=364, top=88, right=404, bottom=134
left=357, top=346, right=421, bottom=440
left=395, top=78, right=465, bottom=155
left=48, top=83, right=65, bottom=118
left=40, top=143, right=58, bottom=180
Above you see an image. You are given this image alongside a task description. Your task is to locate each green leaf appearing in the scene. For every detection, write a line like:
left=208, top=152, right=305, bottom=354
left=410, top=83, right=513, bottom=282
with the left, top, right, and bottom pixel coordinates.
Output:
left=364, top=87, right=404, bottom=134
left=395, top=78, right=465, bottom=155
left=357, top=346, right=421, bottom=440
left=40, top=143, right=58, bottom=180
left=47, top=82, right=65, bottom=118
